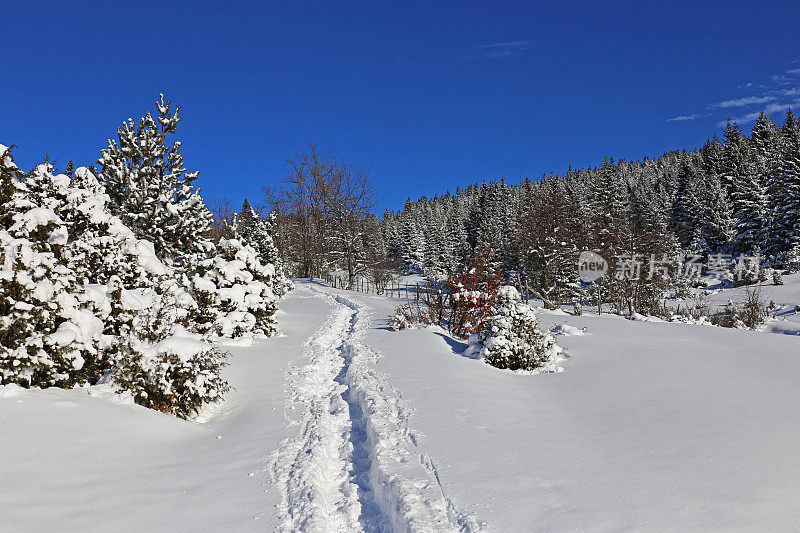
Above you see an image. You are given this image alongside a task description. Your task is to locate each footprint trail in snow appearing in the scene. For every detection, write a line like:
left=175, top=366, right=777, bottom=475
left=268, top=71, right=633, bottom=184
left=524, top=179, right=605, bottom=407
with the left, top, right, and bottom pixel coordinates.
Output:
left=269, top=284, right=482, bottom=532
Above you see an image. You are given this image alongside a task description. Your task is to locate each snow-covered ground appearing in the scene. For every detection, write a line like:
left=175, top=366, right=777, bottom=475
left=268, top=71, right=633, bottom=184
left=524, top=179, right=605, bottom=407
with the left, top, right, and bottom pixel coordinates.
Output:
left=3, top=279, right=800, bottom=531
left=0, top=292, right=329, bottom=531
left=691, top=272, right=800, bottom=336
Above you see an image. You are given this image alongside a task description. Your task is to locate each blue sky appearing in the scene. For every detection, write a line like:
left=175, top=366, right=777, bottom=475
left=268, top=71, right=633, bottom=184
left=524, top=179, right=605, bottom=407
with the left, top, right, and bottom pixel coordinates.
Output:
left=3, top=1, right=800, bottom=212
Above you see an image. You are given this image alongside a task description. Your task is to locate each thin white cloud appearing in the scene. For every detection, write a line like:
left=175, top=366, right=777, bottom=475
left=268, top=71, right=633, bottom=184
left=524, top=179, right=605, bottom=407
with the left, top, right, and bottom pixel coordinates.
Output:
left=711, top=95, right=776, bottom=108
left=473, top=41, right=530, bottom=58
left=718, top=100, right=800, bottom=126
left=667, top=113, right=708, bottom=122
left=673, top=62, right=800, bottom=128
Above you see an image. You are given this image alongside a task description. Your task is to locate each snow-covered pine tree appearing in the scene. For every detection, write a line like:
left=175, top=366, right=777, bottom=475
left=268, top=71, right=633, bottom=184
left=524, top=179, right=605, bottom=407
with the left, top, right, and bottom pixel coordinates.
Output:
left=466, top=285, right=561, bottom=371
left=720, top=120, right=748, bottom=193
left=444, top=206, right=468, bottom=272
left=1, top=138, right=242, bottom=422
left=423, top=206, right=448, bottom=278
left=0, top=151, right=99, bottom=387
left=588, top=157, right=634, bottom=258
left=190, top=237, right=278, bottom=337
left=98, top=94, right=214, bottom=263
left=700, top=136, right=736, bottom=252
left=750, top=112, right=779, bottom=255
left=171, top=173, right=215, bottom=267
left=721, top=119, right=769, bottom=254
left=773, top=109, right=800, bottom=265
left=235, top=200, right=291, bottom=296
left=476, top=180, right=504, bottom=252
left=0, top=144, right=17, bottom=227
left=237, top=199, right=256, bottom=234
left=398, top=209, right=425, bottom=272
left=671, top=156, right=706, bottom=251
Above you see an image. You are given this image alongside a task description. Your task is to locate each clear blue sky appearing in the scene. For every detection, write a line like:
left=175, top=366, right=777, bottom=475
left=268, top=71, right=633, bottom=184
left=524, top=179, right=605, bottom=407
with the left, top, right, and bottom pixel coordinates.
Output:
left=3, top=1, right=800, bottom=212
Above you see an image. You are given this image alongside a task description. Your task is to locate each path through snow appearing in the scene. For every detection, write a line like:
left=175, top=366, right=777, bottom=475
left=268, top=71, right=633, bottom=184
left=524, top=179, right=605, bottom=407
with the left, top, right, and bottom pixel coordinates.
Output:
left=269, top=284, right=482, bottom=532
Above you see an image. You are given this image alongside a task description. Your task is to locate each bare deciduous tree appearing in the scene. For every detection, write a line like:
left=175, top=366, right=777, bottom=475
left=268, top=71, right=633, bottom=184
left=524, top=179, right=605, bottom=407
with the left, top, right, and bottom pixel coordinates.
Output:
left=208, top=197, right=235, bottom=243
left=264, top=145, right=380, bottom=286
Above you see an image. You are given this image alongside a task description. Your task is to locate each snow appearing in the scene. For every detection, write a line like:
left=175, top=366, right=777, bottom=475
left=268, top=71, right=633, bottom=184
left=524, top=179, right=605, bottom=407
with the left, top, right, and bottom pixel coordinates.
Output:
left=0, top=293, right=327, bottom=531
left=676, top=273, right=800, bottom=336
left=370, top=298, right=800, bottom=531
left=9, top=207, right=66, bottom=244
left=550, top=322, right=588, bottom=335
left=3, top=280, right=800, bottom=531
left=270, top=286, right=479, bottom=532
left=46, top=310, right=104, bottom=349
left=0, top=143, right=17, bottom=169
left=151, top=333, right=213, bottom=363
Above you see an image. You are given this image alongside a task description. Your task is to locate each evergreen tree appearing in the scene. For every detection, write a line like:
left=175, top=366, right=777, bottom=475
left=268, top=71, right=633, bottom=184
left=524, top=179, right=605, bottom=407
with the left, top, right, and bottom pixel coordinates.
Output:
left=721, top=119, right=768, bottom=253
left=233, top=200, right=290, bottom=296
left=98, top=94, right=214, bottom=262
left=700, top=137, right=736, bottom=251
left=0, top=155, right=96, bottom=387
left=110, top=290, right=230, bottom=420
left=671, top=156, right=705, bottom=251
left=466, top=286, right=561, bottom=371
left=750, top=112, right=779, bottom=254
left=190, top=237, right=279, bottom=337
left=398, top=208, right=425, bottom=271
left=773, top=109, right=800, bottom=263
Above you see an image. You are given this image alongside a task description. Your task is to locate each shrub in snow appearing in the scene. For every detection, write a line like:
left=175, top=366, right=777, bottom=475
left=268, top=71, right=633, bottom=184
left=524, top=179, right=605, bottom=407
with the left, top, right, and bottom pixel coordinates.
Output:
left=23, top=164, right=148, bottom=287
left=389, top=301, right=434, bottom=330
left=0, top=227, right=97, bottom=387
left=111, top=295, right=229, bottom=420
left=710, top=287, right=769, bottom=329
left=388, top=309, right=411, bottom=331
left=446, top=246, right=504, bottom=338
left=190, top=238, right=278, bottom=337
left=467, top=286, right=561, bottom=371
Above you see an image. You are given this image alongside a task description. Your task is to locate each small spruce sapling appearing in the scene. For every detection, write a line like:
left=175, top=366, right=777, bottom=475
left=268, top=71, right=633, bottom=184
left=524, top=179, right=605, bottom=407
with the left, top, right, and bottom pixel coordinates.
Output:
left=467, top=285, right=561, bottom=371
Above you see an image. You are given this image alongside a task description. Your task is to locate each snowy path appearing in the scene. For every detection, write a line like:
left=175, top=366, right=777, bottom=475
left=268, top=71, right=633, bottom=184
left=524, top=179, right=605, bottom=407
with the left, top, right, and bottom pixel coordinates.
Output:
left=270, top=284, right=481, bottom=532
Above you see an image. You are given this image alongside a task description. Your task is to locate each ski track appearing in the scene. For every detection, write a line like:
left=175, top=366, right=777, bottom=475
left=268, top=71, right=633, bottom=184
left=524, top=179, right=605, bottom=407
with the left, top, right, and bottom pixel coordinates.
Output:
left=270, top=284, right=483, bottom=532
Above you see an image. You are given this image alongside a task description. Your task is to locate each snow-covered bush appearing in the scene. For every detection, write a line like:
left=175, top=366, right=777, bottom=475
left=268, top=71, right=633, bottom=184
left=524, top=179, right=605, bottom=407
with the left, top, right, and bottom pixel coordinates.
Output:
left=111, top=300, right=229, bottom=419
left=466, top=286, right=561, bottom=371
left=190, top=238, right=278, bottom=337
left=1, top=92, right=290, bottom=416
left=389, top=301, right=434, bottom=330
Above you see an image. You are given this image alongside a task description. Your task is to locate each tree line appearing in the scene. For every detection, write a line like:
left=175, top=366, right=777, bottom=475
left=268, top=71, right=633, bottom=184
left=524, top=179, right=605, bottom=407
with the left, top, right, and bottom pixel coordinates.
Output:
left=381, top=110, right=800, bottom=314
left=215, top=109, right=799, bottom=318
